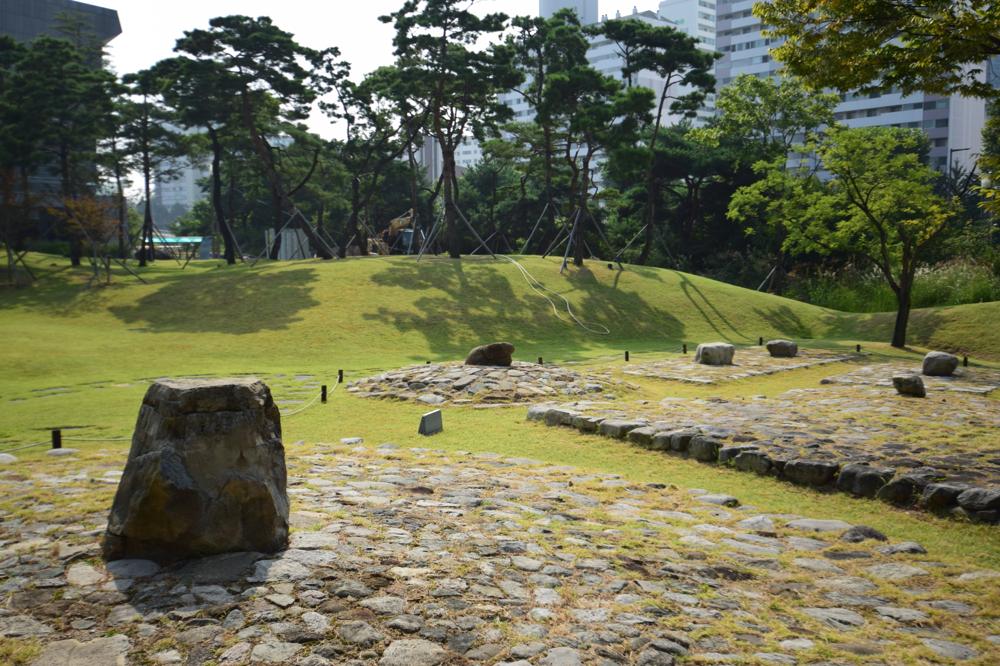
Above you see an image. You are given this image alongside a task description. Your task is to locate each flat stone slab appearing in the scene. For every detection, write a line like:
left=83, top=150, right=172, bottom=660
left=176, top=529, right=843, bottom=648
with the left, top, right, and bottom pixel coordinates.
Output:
left=347, top=361, right=633, bottom=405
left=0, top=442, right=995, bottom=665
left=624, top=347, right=858, bottom=384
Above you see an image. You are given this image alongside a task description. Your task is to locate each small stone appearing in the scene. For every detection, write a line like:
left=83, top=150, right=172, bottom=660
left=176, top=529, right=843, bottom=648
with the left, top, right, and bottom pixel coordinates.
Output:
left=784, top=459, right=839, bottom=487
left=0, top=615, right=53, bottom=637
left=66, top=563, right=104, bottom=587
left=840, top=526, right=887, bottom=543
left=695, top=342, right=735, bottom=365
left=511, top=556, right=543, bottom=571
left=338, top=621, right=384, bottom=646
left=878, top=541, right=926, bottom=555
left=766, top=340, right=798, bottom=358
left=0, top=453, right=17, bottom=464
left=787, top=518, right=852, bottom=533
left=922, top=351, right=959, bottom=376
left=779, top=639, right=813, bottom=651
left=30, top=635, right=131, bottom=665
left=865, top=563, right=928, bottom=581
left=922, top=638, right=976, bottom=660
left=265, top=593, right=295, bottom=608
left=379, top=639, right=449, bottom=666
left=152, top=649, right=183, bottom=664
left=250, top=641, right=301, bottom=663
left=359, top=596, right=406, bottom=615
left=539, top=647, right=584, bottom=666
left=892, top=374, right=925, bottom=397
left=696, top=494, right=739, bottom=507
left=802, top=607, right=865, bottom=630
left=956, top=487, right=1000, bottom=512
left=875, top=606, right=928, bottom=622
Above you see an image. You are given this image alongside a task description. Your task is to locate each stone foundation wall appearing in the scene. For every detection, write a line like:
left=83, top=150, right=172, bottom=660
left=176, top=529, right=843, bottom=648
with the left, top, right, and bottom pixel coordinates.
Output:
left=527, top=405, right=999, bottom=524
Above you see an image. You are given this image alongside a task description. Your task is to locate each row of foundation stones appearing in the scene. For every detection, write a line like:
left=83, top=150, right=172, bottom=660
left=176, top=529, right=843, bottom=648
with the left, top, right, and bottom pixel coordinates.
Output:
left=526, top=404, right=1000, bottom=525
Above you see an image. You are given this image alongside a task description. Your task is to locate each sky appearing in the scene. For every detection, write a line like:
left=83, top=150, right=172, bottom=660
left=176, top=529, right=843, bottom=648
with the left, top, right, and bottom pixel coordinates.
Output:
left=84, top=0, right=651, bottom=138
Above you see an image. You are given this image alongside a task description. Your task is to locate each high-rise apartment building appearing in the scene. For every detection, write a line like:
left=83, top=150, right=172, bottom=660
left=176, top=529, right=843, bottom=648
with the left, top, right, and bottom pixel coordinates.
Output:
left=714, top=0, right=983, bottom=172
left=0, top=0, right=120, bottom=44
left=539, top=0, right=598, bottom=25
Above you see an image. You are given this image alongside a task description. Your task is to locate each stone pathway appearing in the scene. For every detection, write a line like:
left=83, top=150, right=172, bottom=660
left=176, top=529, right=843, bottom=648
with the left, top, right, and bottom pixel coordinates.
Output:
left=1, top=443, right=998, bottom=664
left=621, top=348, right=859, bottom=385
left=820, top=363, right=1000, bottom=395
left=348, top=362, right=632, bottom=406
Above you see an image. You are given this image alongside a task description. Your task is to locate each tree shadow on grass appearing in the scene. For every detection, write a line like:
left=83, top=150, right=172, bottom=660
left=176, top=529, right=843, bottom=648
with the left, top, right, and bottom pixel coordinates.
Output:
left=752, top=304, right=816, bottom=339
left=109, top=267, right=320, bottom=334
left=364, top=258, right=684, bottom=360
left=675, top=272, right=754, bottom=343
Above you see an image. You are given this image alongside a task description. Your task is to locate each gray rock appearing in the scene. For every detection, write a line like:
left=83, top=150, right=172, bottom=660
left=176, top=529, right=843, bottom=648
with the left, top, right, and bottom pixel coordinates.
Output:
left=877, top=473, right=937, bottom=506
left=956, top=487, right=1000, bottom=512
left=689, top=435, right=722, bottom=462
left=697, top=494, right=740, bottom=507
left=783, top=459, right=839, bottom=487
left=0, top=614, right=54, bottom=637
left=892, top=374, right=926, bottom=398
left=875, top=606, right=928, bottom=623
left=338, top=621, right=385, bottom=646
left=865, top=563, right=928, bottom=581
left=0, top=453, right=17, bottom=464
left=30, top=635, right=130, bottom=666
left=840, top=526, right=887, bottom=543
left=627, top=426, right=658, bottom=447
left=802, top=607, right=865, bottom=630
left=922, top=638, right=976, bottom=660
left=766, top=340, right=798, bottom=358
left=922, top=351, right=959, bottom=377
left=599, top=419, right=646, bottom=439
left=105, top=559, right=160, bottom=578
left=836, top=464, right=894, bottom=498
left=102, top=378, right=288, bottom=563
left=695, top=342, right=735, bottom=366
left=465, top=342, right=514, bottom=367
left=733, top=450, right=772, bottom=475
left=250, top=641, right=301, bottom=663
left=526, top=405, right=551, bottom=422
left=539, top=647, right=584, bottom=666
left=787, top=519, right=852, bottom=533
left=877, top=541, right=926, bottom=555
left=379, top=639, right=448, bottom=666
left=921, top=483, right=969, bottom=512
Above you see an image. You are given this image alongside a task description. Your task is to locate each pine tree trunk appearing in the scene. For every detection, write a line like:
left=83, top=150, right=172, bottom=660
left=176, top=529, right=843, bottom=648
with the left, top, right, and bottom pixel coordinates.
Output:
left=208, top=128, right=235, bottom=265
left=442, top=147, right=460, bottom=259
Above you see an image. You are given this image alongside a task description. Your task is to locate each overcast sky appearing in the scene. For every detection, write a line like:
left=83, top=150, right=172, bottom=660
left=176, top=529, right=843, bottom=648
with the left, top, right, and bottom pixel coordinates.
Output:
left=84, top=1, right=648, bottom=137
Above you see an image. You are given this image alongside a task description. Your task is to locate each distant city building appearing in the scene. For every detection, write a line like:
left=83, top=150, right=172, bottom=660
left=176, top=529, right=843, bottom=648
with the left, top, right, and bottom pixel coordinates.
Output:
left=715, top=0, right=984, bottom=172
left=153, top=156, right=210, bottom=225
left=539, top=0, right=598, bottom=25
left=0, top=1, right=121, bottom=205
left=0, top=0, right=120, bottom=44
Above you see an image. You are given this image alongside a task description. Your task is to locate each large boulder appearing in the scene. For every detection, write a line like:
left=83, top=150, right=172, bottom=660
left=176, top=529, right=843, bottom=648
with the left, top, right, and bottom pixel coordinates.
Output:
left=464, top=342, right=515, bottom=367
left=694, top=342, right=735, bottom=366
left=892, top=374, right=926, bottom=398
left=922, top=351, right=959, bottom=377
left=766, top=339, right=798, bottom=358
left=102, top=378, right=289, bottom=563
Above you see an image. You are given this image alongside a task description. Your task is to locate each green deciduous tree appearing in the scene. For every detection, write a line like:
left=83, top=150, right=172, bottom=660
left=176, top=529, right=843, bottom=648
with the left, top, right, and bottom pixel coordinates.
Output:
left=381, top=0, right=521, bottom=258
left=757, top=0, right=1000, bottom=102
left=729, top=126, right=955, bottom=348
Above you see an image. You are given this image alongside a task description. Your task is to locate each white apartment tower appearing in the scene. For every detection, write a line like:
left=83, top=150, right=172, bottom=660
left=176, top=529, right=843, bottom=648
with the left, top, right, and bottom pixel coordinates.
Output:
left=539, top=0, right=598, bottom=25
left=715, top=0, right=983, bottom=172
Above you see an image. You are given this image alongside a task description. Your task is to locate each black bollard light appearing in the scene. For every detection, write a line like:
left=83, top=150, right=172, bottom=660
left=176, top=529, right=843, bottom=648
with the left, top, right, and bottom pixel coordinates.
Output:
left=338, top=369, right=344, bottom=383
left=682, top=343, right=688, bottom=354
left=321, top=385, right=328, bottom=403
left=625, top=351, right=630, bottom=362
left=759, top=336, right=764, bottom=346
left=964, top=356, right=969, bottom=367
left=538, top=356, right=543, bottom=365
left=856, top=344, right=862, bottom=353
left=51, top=429, right=62, bottom=450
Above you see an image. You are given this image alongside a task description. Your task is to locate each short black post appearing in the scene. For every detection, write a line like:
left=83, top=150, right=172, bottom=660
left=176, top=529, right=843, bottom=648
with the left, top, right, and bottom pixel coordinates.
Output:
left=758, top=336, right=764, bottom=346
left=321, top=385, right=328, bottom=403
left=426, top=360, right=431, bottom=364
left=963, top=355, right=969, bottom=367
left=625, top=351, right=630, bottom=362
left=537, top=356, right=543, bottom=365
left=51, top=429, right=62, bottom=450
left=337, top=369, right=344, bottom=383
left=856, top=344, right=862, bottom=353
left=682, top=343, right=687, bottom=354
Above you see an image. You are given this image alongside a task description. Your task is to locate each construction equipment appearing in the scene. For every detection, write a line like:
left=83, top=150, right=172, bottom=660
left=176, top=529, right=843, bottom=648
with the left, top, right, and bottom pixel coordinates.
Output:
left=368, top=209, right=415, bottom=255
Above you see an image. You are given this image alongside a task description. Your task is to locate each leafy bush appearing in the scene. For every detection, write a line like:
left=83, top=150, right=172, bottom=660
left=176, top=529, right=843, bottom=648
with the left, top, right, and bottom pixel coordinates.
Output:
left=785, top=260, right=1000, bottom=312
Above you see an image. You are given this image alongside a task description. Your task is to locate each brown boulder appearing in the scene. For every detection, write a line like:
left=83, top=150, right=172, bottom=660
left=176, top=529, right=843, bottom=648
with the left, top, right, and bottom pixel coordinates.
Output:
left=102, top=378, right=289, bottom=563
left=464, top=342, right=515, bottom=367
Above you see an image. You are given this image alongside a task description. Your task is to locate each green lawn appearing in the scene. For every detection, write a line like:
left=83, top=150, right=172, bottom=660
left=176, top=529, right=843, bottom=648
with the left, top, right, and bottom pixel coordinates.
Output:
left=2, top=253, right=998, bottom=566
